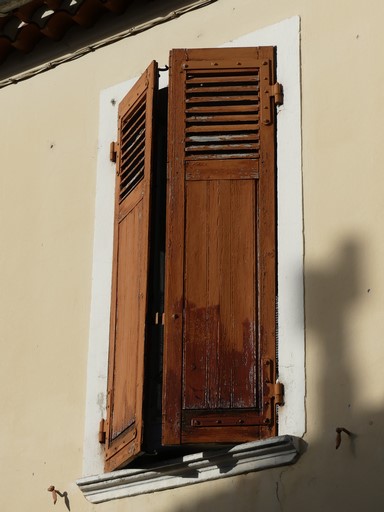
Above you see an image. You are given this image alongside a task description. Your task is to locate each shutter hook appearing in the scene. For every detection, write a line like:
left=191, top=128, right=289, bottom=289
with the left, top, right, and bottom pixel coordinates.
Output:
left=158, top=65, right=169, bottom=72
left=335, top=427, right=352, bottom=449
left=47, top=486, right=71, bottom=510
left=47, top=485, right=57, bottom=504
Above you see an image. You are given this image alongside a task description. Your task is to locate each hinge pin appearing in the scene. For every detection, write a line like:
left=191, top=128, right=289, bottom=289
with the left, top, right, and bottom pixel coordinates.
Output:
left=99, top=418, right=106, bottom=444
left=272, top=83, right=283, bottom=105
left=110, top=141, right=117, bottom=163
left=272, top=382, right=284, bottom=406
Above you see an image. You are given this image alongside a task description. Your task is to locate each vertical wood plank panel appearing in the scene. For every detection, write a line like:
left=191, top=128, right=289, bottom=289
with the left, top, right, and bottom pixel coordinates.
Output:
left=183, top=180, right=257, bottom=411
left=183, top=181, right=208, bottom=409
left=229, top=180, right=257, bottom=408
left=111, top=202, right=143, bottom=439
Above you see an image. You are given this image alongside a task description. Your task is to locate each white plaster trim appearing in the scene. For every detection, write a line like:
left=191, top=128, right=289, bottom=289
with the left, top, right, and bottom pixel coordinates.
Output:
left=82, top=15, right=304, bottom=478
left=77, top=436, right=301, bottom=503
left=222, top=16, right=304, bottom=438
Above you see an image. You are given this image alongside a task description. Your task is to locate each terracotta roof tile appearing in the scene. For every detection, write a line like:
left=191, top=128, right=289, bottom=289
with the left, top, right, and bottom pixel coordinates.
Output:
left=0, top=0, right=130, bottom=64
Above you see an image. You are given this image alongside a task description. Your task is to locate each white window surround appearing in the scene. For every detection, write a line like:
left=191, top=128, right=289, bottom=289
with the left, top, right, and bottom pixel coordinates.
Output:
left=77, top=15, right=304, bottom=501
left=78, top=436, right=302, bottom=503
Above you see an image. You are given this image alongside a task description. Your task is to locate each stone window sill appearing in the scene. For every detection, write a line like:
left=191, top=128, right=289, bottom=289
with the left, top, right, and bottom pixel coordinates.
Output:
left=77, top=435, right=302, bottom=503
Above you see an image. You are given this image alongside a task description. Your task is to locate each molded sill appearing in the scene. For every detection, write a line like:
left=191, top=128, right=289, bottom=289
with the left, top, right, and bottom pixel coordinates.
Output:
left=77, top=435, right=302, bottom=503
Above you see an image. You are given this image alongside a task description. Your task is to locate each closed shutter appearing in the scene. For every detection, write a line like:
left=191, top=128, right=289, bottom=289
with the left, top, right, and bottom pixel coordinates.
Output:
left=163, top=48, right=278, bottom=445
left=105, top=61, right=158, bottom=471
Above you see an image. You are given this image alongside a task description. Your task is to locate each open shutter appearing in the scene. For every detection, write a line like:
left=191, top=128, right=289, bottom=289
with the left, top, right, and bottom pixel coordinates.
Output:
left=105, top=61, right=157, bottom=471
left=163, top=48, right=278, bottom=445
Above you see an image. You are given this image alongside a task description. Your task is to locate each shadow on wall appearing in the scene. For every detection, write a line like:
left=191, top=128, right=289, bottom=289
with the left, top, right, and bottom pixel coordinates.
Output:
left=306, top=239, right=360, bottom=429
left=137, top=238, right=384, bottom=512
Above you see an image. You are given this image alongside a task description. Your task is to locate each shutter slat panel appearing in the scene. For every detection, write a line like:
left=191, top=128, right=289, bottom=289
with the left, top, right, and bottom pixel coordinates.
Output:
left=120, top=155, right=145, bottom=186
left=119, top=95, right=147, bottom=203
left=186, top=94, right=259, bottom=104
left=187, top=74, right=259, bottom=84
left=120, top=146, right=145, bottom=175
left=184, top=66, right=260, bottom=160
left=187, top=104, right=259, bottom=113
left=120, top=105, right=145, bottom=147
left=186, top=154, right=258, bottom=160
left=121, top=129, right=145, bottom=160
left=187, top=85, right=258, bottom=94
left=121, top=123, right=145, bottom=155
left=186, top=142, right=259, bottom=150
left=186, top=124, right=259, bottom=133
left=187, top=114, right=259, bottom=123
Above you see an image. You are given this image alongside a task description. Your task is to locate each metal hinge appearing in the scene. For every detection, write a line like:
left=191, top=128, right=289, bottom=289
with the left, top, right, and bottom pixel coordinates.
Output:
left=99, top=418, right=106, bottom=444
left=271, top=382, right=284, bottom=406
left=260, top=62, right=283, bottom=125
left=110, top=141, right=117, bottom=163
left=271, top=82, right=283, bottom=106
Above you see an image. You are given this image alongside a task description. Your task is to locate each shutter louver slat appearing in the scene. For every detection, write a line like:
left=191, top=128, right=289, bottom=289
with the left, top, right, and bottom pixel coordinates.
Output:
left=119, top=96, right=146, bottom=202
left=187, top=117, right=259, bottom=126
left=185, top=68, right=260, bottom=160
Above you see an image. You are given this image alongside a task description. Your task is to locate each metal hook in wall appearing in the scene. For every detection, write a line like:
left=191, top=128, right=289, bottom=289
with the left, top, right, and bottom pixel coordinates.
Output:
left=335, top=427, right=352, bottom=449
left=47, top=485, right=57, bottom=504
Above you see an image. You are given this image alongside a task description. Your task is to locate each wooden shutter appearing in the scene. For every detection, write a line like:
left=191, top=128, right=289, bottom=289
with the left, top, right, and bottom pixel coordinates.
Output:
left=105, top=61, right=157, bottom=471
left=163, top=48, right=278, bottom=445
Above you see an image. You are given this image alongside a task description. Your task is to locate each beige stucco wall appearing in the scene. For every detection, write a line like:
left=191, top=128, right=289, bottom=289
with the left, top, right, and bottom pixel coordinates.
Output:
left=1, top=0, right=384, bottom=510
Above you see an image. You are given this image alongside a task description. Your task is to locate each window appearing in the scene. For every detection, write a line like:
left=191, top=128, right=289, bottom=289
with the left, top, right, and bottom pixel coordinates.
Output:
left=104, top=47, right=282, bottom=472
left=78, top=19, right=304, bottom=499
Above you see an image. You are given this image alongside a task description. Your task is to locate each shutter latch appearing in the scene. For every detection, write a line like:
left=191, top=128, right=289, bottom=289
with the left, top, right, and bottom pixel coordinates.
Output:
left=99, top=418, right=106, bottom=444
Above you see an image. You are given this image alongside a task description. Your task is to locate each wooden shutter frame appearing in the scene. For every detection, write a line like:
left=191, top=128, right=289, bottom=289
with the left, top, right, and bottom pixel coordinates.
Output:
left=162, top=47, right=278, bottom=445
left=105, top=61, right=158, bottom=471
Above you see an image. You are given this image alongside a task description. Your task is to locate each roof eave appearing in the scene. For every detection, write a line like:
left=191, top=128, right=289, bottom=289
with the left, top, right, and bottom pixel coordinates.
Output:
left=0, top=0, right=32, bottom=16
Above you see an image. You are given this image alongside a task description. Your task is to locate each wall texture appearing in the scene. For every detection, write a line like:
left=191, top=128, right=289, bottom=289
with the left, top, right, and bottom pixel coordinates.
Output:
left=1, top=1, right=384, bottom=511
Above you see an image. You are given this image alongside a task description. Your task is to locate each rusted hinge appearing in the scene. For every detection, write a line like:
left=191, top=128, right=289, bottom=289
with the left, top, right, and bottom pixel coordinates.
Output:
left=271, top=82, right=283, bottom=106
left=271, top=382, right=284, bottom=406
left=260, top=65, right=283, bottom=125
left=110, top=141, right=117, bottom=163
left=99, top=418, right=106, bottom=444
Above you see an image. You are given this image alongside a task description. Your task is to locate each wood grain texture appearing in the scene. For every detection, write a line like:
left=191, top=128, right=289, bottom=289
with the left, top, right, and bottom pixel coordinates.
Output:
left=105, top=61, right=157, bottom=470
left=183, top=180, right=257, bottom=410
left=163, top=47, right=277, bottom=445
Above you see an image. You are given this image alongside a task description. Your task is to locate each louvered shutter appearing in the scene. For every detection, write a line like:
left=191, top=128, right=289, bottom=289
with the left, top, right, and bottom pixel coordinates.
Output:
left=105, top=61, right=157, bottom=471
left=163, top=48, right=278, bottom=445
